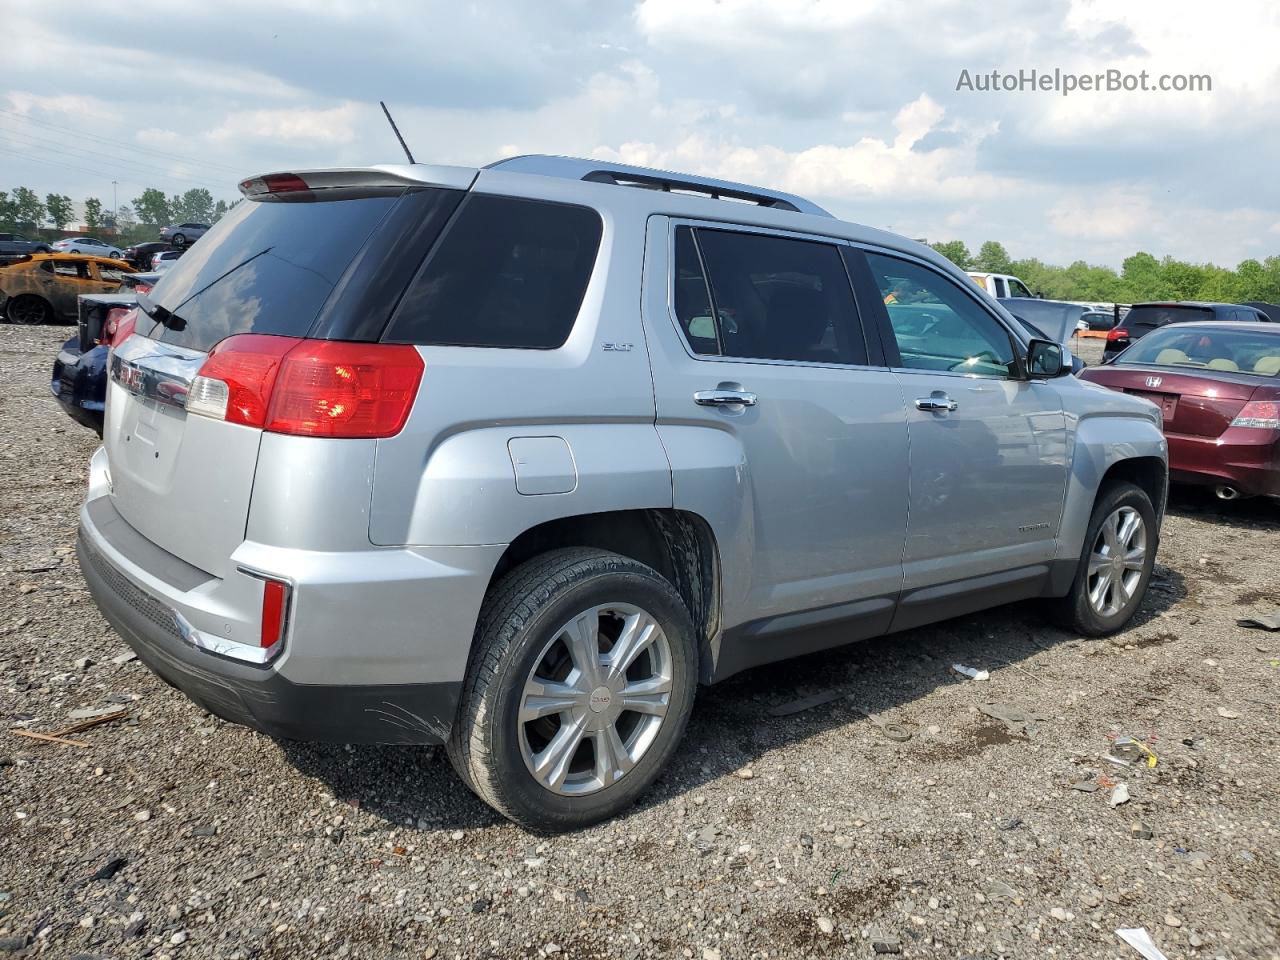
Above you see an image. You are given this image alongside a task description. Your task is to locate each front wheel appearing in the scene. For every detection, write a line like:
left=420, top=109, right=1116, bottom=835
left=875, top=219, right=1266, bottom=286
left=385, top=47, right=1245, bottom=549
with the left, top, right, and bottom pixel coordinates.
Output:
left=1050, top=481, right=1157, bottom=635
left=447, top=548, right=698, bottom=832
left=172, top=233, right=186, bottom=247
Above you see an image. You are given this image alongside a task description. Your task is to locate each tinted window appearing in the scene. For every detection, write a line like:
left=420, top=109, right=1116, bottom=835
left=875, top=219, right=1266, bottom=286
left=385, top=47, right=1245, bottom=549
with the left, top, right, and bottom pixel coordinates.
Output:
left=689, top=228, right=867, bottom=365
left=1116, top=325, right=1280, bottom=375
left=138, top=188, right=402, bottom=352
left=865, top=252, right=1016, bottom=378
left=1009, top=278, right=1032, bottom=298
left=673, top=227, right=718, bottom=355
left=385, top=195, right=601, bottom=349
left=994, top=278, right=1008, bottom=298
left=1124, top=305, right=1212, bottom=334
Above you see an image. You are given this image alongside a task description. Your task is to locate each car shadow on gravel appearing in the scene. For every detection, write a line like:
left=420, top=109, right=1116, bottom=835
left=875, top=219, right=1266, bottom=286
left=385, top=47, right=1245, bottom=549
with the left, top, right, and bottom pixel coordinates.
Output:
left=276, top=568, right=1187, bottom=834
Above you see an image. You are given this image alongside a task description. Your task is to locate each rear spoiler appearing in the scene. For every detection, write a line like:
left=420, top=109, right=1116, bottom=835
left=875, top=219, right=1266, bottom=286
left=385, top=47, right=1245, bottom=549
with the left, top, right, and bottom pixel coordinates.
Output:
left=238, top=164, right=476, bottom=197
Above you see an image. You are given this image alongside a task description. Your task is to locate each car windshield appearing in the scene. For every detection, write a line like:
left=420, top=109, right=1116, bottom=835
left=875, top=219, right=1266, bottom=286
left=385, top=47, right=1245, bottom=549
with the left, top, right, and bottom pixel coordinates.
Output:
left=1114, top=325, right=1280, bottom=376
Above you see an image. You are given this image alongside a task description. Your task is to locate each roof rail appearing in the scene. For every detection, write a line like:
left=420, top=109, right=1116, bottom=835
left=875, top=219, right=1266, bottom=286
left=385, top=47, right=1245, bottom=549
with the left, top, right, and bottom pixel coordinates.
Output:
left=484, top=154, right=832, bottom=217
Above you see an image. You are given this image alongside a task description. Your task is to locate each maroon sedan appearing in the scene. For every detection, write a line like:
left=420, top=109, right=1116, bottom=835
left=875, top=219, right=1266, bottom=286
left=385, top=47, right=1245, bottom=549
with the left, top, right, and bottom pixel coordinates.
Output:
left=1080, top=321, right=1280, bottom=500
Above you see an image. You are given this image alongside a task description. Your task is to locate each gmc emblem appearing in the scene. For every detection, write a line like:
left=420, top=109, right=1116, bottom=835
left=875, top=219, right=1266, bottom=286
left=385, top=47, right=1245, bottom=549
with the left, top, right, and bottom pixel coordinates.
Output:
left=115, top=360, right=145, bottom=395
left=1145, top=376, right=1163, bottom=389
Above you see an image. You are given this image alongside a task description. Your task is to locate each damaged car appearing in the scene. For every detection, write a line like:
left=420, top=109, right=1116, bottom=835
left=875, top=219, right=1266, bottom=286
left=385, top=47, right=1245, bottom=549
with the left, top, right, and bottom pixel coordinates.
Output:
left=0, top=254, right=135, bottom=325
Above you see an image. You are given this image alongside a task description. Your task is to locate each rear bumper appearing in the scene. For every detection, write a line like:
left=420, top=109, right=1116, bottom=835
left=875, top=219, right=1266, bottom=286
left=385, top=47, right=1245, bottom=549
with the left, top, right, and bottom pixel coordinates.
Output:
left=1168, top=430, right=1280, bottom=498
left=51, top=336, right=106, bottom=435
left=79, top=531, right=461, bottom=743
left=77, top=456, right=505, bottom=744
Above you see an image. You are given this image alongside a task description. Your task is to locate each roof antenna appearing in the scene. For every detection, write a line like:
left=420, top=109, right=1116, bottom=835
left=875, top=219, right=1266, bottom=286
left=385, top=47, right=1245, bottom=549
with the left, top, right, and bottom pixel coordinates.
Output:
left=380, top=100, right=416, bottom=164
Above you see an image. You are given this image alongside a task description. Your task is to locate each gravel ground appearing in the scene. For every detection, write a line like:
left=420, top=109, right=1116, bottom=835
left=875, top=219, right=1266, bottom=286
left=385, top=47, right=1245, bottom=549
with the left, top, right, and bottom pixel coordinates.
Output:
left=2, top=325, right=1279, bottom=960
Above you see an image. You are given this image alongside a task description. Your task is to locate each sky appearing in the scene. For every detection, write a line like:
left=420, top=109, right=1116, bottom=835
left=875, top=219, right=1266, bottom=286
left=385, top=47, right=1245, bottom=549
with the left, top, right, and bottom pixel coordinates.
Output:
left=2, top=0, right=1276, bottom=268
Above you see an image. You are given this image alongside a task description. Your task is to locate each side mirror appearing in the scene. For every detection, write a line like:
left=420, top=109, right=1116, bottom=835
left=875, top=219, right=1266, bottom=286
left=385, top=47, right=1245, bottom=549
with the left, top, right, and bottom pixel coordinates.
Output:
left=1026, top=338, right=1068, bottom=378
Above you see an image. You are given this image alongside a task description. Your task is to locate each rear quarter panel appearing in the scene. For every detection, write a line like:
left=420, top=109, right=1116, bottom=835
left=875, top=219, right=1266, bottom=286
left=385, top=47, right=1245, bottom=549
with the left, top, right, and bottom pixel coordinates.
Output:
left=368, top=180, right=672, bottom=547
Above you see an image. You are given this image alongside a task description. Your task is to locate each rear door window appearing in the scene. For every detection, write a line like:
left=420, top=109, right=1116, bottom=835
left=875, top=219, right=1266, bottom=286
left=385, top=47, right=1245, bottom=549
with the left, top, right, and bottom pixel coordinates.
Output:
left=138, top=188, right=409, bottom=352
left=675, top=226, right=869, bottom=365
left=384, top=194, right=602, bottom=349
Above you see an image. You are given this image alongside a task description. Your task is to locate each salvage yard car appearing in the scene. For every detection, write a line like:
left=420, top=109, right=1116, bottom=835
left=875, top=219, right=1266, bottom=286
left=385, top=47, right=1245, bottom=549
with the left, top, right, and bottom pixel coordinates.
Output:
left=50, top=235, right=124, bottom=259
left=76, top=156, right=1168, bottom=831
left=0, top=253, right=134, bottom=324
left=0, top=231, right=52, bottom=257
left=1103, top=301, right=1273, bottom=361
left=1081, top=321, right=1280, bottom=500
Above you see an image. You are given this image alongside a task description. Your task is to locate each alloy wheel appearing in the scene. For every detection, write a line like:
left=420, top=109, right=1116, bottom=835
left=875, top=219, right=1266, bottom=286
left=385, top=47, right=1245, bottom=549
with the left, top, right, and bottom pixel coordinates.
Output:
left=518, top=603, right=673, bottom=796
left=8, top=297, right=49, bottom=325
left=1086, top=506, right=1147, bottom=617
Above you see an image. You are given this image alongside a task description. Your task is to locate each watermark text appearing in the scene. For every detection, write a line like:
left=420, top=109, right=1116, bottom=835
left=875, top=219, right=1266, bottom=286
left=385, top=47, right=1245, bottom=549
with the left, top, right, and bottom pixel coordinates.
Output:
left=956, top=68, right=1211, bottom=96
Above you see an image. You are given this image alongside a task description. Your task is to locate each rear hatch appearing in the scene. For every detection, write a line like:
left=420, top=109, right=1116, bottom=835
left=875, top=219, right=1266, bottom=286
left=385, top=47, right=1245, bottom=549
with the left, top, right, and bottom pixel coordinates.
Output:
left=103, top=171, right=470, bottom=576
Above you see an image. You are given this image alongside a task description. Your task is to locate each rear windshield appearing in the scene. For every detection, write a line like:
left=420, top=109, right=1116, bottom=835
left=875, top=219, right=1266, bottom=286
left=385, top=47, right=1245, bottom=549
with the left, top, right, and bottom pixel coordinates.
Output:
left=1124, top=305, right=1213, bottom=333
left=137, top=189, right=402, bottom=352
left=1116, top=325, right=1280, bottom=375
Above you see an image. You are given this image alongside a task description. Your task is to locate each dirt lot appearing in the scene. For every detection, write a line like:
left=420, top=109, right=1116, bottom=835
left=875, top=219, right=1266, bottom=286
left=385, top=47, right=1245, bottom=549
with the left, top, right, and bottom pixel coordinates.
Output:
left=2, top=326, right=1278, bottom=960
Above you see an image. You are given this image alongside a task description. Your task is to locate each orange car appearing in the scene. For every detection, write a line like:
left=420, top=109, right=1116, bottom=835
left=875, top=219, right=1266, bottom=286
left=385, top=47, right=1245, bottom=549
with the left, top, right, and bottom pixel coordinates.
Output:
left=0, top=253, right=135, bottom=325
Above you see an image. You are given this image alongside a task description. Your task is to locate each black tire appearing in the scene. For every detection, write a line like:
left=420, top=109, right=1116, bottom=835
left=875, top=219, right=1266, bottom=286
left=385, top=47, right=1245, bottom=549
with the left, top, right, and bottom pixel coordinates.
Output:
left=172, top=233, right=186, bottom=247
left=1049, top=481, right=1157, bottom=636
left=7, top=295, right=53, bottom=326
left=447, top=548, right=698, bottom=832
left=34, top=245, right=50, bottom=254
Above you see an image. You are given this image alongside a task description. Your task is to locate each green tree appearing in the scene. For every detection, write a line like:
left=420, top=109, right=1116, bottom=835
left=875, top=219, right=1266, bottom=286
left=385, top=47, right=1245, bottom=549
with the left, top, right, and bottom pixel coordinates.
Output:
left=973, top=240, right=1013, bottom=274
left=929, top=240, right=972, bottom=269
left=212, top=198, right=230, bottom=222
left=84, top=197, right=103, bottom=232
left=45, top=193, right=74, bottom=230
left=11, top=187, right=45, bottom=230
left=171, top=188, right=214, bottom=223
left=0, top=190, right=15, bottom=227
left=132, top=188, right=171, bottom=226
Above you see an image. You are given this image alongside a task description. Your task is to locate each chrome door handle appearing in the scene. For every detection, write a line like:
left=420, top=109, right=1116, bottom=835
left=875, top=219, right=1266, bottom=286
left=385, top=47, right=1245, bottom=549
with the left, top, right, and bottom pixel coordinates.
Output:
left=915, top=395, right=957, bottom=412
left=694, top=389, right=757, bottom=407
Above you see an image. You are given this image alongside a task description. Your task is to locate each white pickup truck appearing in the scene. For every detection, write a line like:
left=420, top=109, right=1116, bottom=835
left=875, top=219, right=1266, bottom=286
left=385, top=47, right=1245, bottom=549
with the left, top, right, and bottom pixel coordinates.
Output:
left=968, top=271, right=1034, bottom=299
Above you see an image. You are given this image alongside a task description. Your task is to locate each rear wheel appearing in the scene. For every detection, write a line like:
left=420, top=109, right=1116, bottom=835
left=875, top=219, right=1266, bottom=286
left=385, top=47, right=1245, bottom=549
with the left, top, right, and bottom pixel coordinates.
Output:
left=447, top=548, right=698, bottom=832
left=7, top=295, right=53, bottom=325
left=172, top=233, right=186, bottom=247
left=1050, top=481, right=1157, bottom=635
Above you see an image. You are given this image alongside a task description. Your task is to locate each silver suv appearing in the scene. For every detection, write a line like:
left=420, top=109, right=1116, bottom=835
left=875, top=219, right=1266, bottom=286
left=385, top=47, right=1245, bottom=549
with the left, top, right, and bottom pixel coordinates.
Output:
left=78, top=156, right=1167, bottom=830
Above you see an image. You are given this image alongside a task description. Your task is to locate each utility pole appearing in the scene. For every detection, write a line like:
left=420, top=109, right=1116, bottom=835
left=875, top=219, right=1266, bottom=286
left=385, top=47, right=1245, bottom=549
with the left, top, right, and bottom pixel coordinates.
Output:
left=112, top=180, right=118, bottom=232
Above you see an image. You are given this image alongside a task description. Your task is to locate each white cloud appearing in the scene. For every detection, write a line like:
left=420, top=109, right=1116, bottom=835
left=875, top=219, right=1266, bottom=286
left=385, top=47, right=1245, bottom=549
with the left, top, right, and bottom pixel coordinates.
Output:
left=205, top=104, right=360, bottom=146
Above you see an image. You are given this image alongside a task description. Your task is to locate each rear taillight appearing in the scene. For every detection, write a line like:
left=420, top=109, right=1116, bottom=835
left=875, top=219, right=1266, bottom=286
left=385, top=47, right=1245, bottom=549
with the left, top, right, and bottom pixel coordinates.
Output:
left=103, top=307, right=137, bottom=348
left=133, top=283, right=152, bottom=296
left=1106, top=327, right=1129, bottom=342
left=259, top=577, right=290, bottom=652
left=188, top=335, right=424, bottom=438
left=1230, top=400, right=1280, bottom=429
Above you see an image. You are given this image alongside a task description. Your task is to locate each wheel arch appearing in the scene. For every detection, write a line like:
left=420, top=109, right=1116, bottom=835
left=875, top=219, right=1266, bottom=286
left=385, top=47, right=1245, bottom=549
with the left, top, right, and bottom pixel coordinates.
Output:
left=485, top=509, right=722, bottom=681
left=1054, top=411, right=1168, bottom=583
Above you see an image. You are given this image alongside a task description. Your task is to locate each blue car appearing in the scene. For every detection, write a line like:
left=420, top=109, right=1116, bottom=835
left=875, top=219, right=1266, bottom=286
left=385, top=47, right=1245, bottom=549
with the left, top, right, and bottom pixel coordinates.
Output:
left=51, top=274, right=157, bottom=435
left=52, top=295, right=123, bottom=435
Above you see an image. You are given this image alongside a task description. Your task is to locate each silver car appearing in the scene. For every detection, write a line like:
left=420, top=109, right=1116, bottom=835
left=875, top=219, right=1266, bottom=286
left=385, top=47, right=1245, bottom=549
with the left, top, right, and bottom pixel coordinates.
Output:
left=51, top=236, right=123, bottom=259
left=158, top=222, right=210, bottom=246
left=77, top=157, right=1167, bottom=831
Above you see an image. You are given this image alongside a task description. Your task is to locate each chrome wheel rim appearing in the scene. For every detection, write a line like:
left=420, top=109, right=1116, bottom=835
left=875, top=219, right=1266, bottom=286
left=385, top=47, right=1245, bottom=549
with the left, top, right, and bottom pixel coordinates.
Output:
left=518, top=603, right=672, bottom=797
left=1087, top=506, right=1147, bottom=617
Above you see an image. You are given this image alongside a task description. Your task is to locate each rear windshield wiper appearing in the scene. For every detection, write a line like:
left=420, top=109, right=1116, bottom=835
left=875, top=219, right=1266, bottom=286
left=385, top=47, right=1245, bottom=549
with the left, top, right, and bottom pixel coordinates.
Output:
left=136, top=292, right=187, bottom=332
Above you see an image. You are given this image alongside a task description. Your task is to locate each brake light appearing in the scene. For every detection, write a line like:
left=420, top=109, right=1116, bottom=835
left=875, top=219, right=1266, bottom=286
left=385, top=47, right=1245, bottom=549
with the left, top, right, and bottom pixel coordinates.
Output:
left=259, top=577, right=290, bottom=651
left=98, top=306, right=136, bottom=346
left=187, top=335, right=424, bottom=438
left=187, top=335, right=295, bottom=427
left=239, top=172, right=310, bottom=196
left=1106, top=327, right=1129, bottom=342
left=1231, top=400, right=1280, bottom=429
left=133, top=283, right=152, bottom=296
